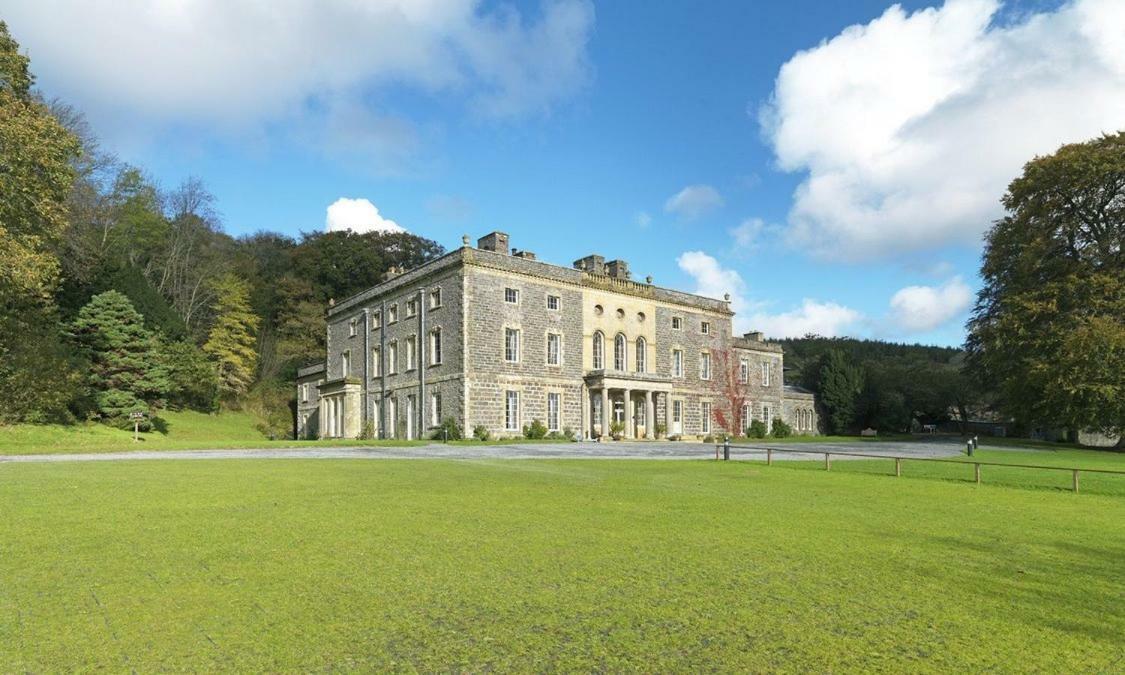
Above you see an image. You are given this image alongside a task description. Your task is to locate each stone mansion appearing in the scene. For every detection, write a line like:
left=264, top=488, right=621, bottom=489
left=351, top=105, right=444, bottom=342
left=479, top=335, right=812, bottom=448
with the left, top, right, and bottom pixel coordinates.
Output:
left=296, top=231, right=818, bottom=441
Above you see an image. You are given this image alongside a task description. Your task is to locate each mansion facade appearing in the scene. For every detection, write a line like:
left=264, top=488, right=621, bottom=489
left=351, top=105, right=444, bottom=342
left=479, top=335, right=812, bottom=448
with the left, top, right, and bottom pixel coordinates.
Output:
left=296, top=231, right=818, bottom=441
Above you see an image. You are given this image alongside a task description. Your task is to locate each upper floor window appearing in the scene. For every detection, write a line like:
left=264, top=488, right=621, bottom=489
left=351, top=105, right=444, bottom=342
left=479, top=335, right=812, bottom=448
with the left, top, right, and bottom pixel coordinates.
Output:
left=372, top=347, right=381, bottom=376
left=672, top=349, right=684, bottom=378
left=388, top=304, right=398, bottom=323
left=635, top=337, right=647, bottom=373
left=348, top=318, right=358, bottom=337
left=546, top=295, right=560, bottom=310
left=504, top=328, right=521, bottom=362
left=405, top=336, right=417, bottom=370
left=701, top=321, right=711, bottom=335
left=505, top=287, right=519, bottom=304
left=761, top=362, right=771, bottom=387
left=341, top=350, right=351, bottom=377
left=699, top=352, right=711, bottom=380
left=592, top=331, right=605, bottom=369
left=671, top=316, right=683, bottom=330
left=430, top=328, right=442, bottom=366
left=387, top=341, right=398, bottom=374
left=614, top=333, right=626, bottom=371
left=429, top=288, right=442, bottom=309
left=547, top=333, right=562, bottom=366
left=300, top=383, right=308, bottom=402
left=406, top=299, right=417, bottom=318
left=371, top=310, right=381, bottom=329
left=739, top=359, right=749, bottom=384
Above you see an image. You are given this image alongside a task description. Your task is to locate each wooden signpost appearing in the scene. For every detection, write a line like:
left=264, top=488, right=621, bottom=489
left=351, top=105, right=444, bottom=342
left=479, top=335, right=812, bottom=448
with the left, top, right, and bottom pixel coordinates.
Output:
left=130, top=411, right=146, bottom=442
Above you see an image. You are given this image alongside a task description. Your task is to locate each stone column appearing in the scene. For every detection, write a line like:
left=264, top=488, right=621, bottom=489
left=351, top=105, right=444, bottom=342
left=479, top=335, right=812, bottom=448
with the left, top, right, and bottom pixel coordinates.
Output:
left=600, top=387, right=610, bottom=438
left=318, top=398, right=326, bottom=440
left=644, top=391, right=654, bottom=439
left=664, top=393, right=673, bottom=435
left=327, top=397, right=335, bottom=439
left=623, top=388, right=633, bottom=438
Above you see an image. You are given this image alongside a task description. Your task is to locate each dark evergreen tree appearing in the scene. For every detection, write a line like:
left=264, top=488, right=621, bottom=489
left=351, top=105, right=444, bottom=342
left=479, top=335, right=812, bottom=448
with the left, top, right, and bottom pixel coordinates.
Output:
left=816, top=349, right=865, bottom=434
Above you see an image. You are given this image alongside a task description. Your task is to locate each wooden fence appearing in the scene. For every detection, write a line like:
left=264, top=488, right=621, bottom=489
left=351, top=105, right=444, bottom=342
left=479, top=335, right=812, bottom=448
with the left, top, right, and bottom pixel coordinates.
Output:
left=713, top=443, right=1125, bottom=494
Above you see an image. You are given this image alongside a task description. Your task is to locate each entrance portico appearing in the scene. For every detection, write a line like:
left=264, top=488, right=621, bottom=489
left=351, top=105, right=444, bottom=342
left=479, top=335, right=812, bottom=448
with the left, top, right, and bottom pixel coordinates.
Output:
left=585, top=370, right=671, bottom=440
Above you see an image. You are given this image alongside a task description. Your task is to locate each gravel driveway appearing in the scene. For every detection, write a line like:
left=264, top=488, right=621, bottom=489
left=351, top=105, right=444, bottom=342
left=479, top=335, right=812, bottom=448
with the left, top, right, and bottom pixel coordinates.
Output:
left=0, top=438, right=971, bottom=463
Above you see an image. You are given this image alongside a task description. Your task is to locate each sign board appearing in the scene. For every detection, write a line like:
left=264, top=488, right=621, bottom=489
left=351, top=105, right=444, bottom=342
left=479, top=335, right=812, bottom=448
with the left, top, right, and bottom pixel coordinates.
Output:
left=130, top=411, right=146, bottom=420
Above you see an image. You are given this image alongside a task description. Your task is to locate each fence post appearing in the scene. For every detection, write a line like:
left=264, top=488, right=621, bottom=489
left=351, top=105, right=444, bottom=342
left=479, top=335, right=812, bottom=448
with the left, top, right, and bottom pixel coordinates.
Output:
left=723, top=438, right=730, bottom=461
left=825, top=453, right=831, bottom=471
left=767, top=448, right=772, bottom=466
left=895, top=457, right=901, bottom=477
left=1073, top=469, right=1079, bottom=494
left=715, top=445, right=719, bottom=461
left=974, top=463, right=981, bottom=485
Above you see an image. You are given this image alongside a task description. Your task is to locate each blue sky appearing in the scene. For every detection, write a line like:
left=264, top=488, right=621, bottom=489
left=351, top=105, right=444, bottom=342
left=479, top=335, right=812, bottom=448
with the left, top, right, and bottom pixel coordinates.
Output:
left=8, top=0, right=1122, bottom=346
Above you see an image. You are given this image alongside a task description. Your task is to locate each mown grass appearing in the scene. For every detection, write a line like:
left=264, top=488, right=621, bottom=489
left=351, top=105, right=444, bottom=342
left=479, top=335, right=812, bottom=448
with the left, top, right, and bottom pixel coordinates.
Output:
left=1, top=459, right=1122, bottom=671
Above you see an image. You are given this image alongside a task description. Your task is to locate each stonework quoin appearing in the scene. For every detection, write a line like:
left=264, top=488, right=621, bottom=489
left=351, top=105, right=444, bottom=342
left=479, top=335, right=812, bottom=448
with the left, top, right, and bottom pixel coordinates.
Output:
left=297, top=232, right=819, bottom=440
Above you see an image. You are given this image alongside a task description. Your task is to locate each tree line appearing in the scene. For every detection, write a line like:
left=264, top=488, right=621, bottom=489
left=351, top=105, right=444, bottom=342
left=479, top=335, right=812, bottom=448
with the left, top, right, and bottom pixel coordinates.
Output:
left=0, top=22, right=443, bottom=434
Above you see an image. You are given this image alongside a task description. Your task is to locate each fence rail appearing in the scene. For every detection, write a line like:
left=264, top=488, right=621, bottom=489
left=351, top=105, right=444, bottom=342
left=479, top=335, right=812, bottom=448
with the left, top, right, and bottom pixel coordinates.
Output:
left=712, top=443, right=1125, bottom=494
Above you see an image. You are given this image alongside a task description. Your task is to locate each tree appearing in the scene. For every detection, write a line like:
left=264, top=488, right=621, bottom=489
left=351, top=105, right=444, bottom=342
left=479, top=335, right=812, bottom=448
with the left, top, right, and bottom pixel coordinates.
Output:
left=709, top=348, right=754, bottom=436
left=967, top=133, right=1125, bottom=441
left=159, top=339, right=219, bottom=412
left=70, top=291, right=170, bottom=424
left=816, top=349, right=864, bottom=434
left=203, top=274, right=259, bottom=400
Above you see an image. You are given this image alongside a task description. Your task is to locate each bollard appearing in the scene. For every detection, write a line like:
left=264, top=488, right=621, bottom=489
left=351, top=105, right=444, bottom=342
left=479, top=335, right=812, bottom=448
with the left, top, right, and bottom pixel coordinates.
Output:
left=767, top=448, right=772, bottom=466
left=723, top=438, right=730, bottom=461
left=895, top=457, right=901, bottom=477
left=974, top=463, right=981, bottom=485
left=1072, top=469, right=1079, bottom=494
left=825, top=453, right=831, bottom=471
left=966, top=441, right=974, bottom=457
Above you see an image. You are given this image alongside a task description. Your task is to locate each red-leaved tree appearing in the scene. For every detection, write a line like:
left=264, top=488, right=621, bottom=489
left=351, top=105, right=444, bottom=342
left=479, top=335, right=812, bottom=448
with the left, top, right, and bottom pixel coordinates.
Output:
left=710, top=348, right=754, bottom=436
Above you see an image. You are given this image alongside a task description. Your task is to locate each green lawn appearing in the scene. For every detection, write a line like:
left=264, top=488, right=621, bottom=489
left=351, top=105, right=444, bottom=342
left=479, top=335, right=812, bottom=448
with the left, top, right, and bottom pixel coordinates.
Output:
left=2, top=459, right=1122, bottom=671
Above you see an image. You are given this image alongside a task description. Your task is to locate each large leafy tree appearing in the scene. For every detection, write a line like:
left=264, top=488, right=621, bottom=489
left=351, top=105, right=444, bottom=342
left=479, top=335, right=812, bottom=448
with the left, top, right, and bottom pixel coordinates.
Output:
left=967, top=133, right=1124, bottom=440
left=70, top=291, right=171, bottom=424
left=204, top=274, right=260, bottom=400
left=816, top=349, right=865, bottom=434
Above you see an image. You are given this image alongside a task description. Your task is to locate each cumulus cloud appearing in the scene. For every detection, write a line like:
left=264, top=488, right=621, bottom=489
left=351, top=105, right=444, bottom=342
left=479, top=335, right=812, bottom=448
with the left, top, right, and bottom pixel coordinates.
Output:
left=730, top=218, right=765, bottom=250
left=676, top=250, right=862, bottom=338
left=888, top=276, right=973, bottom=333
left=664, top=185, right=724, bottom=220
left=6, top=0, right=595, bottom=154
left=760, top=0, right=1125, bottom=260
left=326, top=198, right=404, bottom=234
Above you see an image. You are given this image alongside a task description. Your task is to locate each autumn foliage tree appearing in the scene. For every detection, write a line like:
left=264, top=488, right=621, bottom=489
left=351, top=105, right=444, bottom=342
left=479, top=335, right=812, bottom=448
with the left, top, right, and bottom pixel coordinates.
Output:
left=203, top=274, right=260, bottom=401
left=709, top=348, right=754, bottom=437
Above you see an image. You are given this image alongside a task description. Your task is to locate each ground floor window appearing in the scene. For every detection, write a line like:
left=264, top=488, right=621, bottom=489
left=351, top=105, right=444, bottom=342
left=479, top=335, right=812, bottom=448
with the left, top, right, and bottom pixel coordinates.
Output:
left=762, top=404, right=772, bottom=432
left=505, top=390, right=520, bottom=431
left=547, top=392, right=560, bottom=431
left=431, top=392, right=442, bottom=427
left=373, top=400, right=381, bottom=436
left=701, top=401, right=712, bottom=434
left=741, top=403, right=751, bottom=432
left=387, top=398, right=397, bottom=439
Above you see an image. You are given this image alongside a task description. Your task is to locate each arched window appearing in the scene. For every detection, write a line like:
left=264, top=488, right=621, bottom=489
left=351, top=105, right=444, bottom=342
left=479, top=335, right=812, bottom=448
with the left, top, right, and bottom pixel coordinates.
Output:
left=614, top=333, right=626, bottom=371
left=592, top=331, right=604, bottom=370
left=635, top=337, right=646, bottom=373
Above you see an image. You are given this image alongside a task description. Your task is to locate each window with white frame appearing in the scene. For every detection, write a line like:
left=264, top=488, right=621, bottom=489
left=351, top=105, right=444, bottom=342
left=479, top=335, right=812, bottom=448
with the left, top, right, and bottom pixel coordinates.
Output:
left=741, top=403, right=752, bottom=431
left=762, top=403, right=772, bottom=431
left=672, top=316, right=683, bottom=330
left=349, top=317, right=357, bottom=337
left=592, top=331, right=605, bottom=369
left=761, top=362, right=771, bottom=387
left=372, top=311, right=381, bottom=329
left=431, top=392, right=442, bottom=427
left=301, top=383, right=308, bottom=402
left=406, top=299, right=417, bottom=318
left=504, top=328, right=520, bottom=362
left=505, top=390, right=520, bottom=431
left=341, top=350, right=351, bottom=377
left=387, top=397, right=396, bottom=438
left=406, top=335, right=417, bottom=370
left=388, top=304, right=398, bottom=323
left=372, top=347, right=381, bottom=376
left=547, top=392, right=560, bottom=431
left=430, top=328, right=442, bottom=365
left=388, top=341, right=398, bottom=374
left=505, top=287, right=519, bottom=304
left=614, top=333, right=626, bottom=371
left=739, top=359, right=749, bottom=383
left=699, top=352, right=711, bottom=380
left=547, top=333, right=562, bottom=366
left=546, top=294, right=560, bottom=310
left=372, top=400, right=381, bottom=436
left=672, top=349, right=684, bottom=377
left=701, top=401, right=712, bottom=434
left=635, top=337, right=646, bottom=373
left=701, top=321, right=711, bottom=335
left=429, top=288, right=441, bottom=309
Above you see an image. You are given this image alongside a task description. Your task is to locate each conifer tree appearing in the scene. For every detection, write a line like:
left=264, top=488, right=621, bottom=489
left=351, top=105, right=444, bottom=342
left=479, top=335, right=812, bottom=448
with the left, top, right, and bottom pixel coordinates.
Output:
left=70, top=290, right=170, bottom=424
left=816, top=349, right=865, bottom=434
left=203, top=274, right=259, bottom=399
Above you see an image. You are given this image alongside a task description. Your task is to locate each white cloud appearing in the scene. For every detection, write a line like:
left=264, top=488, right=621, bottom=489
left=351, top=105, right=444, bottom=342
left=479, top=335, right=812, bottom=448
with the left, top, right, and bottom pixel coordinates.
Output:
left=6, top=0, right=594, bottom=154
left=888, top=276, right=973, bottom=332
left=325, top=198, right=405, bottom=234
left=730, top=218, right=765, bottom=250
left=635, top=211, right=652, bottom=228
left=676, top=250, right=862, bottom=338
left=664, top=184, right=724, bottom=220
left=761, top=0, right=1125, bottom=260
left=747, top=300, right=863, bottom=339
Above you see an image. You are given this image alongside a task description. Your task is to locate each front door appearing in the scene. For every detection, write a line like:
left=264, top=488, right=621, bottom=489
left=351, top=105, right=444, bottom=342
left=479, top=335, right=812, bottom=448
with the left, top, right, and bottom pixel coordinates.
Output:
left=672, top=400, right=683, bottom=435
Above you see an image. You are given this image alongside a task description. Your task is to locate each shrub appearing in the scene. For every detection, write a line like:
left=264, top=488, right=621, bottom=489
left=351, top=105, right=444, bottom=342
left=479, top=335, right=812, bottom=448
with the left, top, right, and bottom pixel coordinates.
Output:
left=747, top=420, right=768, bottom=439
left=562, top=426, right=575, bottom=441
left=771, top=418, right=793, bottom=438
left=472, top=424, right=491, bottom=441
left=609, top=420, right=625, bottom=440
left=702, top=434, right=715, bottom=444
left=431, top=417, right=462, bottom=441
left=655, top=422, right=666, bottom=438
left=523, top=419, right=548, bottom=439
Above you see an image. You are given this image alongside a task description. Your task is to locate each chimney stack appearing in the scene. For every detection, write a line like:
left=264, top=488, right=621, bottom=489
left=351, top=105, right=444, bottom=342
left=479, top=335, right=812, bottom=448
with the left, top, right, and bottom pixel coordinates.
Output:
left=477, top=231, right=510, bottom=255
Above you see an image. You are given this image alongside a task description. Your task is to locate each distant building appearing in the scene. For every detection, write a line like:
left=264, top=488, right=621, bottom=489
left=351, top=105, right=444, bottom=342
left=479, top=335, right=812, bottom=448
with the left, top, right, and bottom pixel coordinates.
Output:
left=296, top=232, right=819, bottom=440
